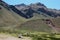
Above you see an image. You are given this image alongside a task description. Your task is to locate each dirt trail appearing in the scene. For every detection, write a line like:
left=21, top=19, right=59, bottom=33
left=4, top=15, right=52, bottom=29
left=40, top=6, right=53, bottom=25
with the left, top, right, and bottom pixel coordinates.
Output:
left=0, top=34, right=32, bottom=40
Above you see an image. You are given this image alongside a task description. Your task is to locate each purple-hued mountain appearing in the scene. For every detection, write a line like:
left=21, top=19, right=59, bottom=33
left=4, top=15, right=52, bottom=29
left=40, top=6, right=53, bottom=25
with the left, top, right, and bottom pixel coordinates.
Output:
left=0, top=0, right=60, bottom=19
left=11, top=2, right=60, bottom=18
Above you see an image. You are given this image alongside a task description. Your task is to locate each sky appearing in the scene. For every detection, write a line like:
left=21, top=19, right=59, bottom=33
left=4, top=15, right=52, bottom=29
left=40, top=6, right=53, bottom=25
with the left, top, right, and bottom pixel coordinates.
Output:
left=3, top=0, right=60, bottom=10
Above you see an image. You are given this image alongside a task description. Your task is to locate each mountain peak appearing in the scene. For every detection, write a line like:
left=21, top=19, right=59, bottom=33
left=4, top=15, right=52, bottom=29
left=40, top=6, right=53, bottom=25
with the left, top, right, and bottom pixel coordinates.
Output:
left=15, top=3, right=26, bottom=7
left=36, top=2, right=46, bottom=7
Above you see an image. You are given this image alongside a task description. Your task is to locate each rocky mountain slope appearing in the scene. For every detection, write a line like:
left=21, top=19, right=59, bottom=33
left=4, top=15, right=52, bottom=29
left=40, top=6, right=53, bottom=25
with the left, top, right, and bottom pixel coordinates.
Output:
left=14, top=2, right=60, bottom=18
left=0, top=0, right=60, bottom=33
left=0, top=0, right=27, bottom=27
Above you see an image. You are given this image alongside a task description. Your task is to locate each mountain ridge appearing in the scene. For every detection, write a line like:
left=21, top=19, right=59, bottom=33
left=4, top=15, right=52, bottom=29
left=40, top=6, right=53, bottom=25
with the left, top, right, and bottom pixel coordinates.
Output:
left=0, top=0, right=60, bottom=33
left=12, top=2, right=60, bottom=18
left=1, top=0, right=60, bottom=19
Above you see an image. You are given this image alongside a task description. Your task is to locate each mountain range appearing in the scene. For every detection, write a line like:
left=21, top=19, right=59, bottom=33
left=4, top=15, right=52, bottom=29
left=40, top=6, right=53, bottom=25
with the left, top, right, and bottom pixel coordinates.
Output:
left=0, top=0, right=60, bottom=33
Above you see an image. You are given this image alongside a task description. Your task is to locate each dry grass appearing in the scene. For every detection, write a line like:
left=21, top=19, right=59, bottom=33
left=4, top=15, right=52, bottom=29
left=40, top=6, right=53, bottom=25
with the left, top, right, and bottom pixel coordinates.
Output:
left=19, top=19, right=52, bottom=32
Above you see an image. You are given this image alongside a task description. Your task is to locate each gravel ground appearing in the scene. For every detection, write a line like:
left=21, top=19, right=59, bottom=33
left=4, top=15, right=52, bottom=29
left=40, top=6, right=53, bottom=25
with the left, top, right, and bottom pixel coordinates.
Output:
left=0, top=34, right=32, bottom=40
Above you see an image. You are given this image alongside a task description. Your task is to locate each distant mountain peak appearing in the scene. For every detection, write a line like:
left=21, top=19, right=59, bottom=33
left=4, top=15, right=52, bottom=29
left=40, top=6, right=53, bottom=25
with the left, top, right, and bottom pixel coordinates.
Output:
left=30, top=2, right=46, bottom=8
left=36, top=2, right=44, bottom=5
left=15, top=3, right=26, bottom=7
